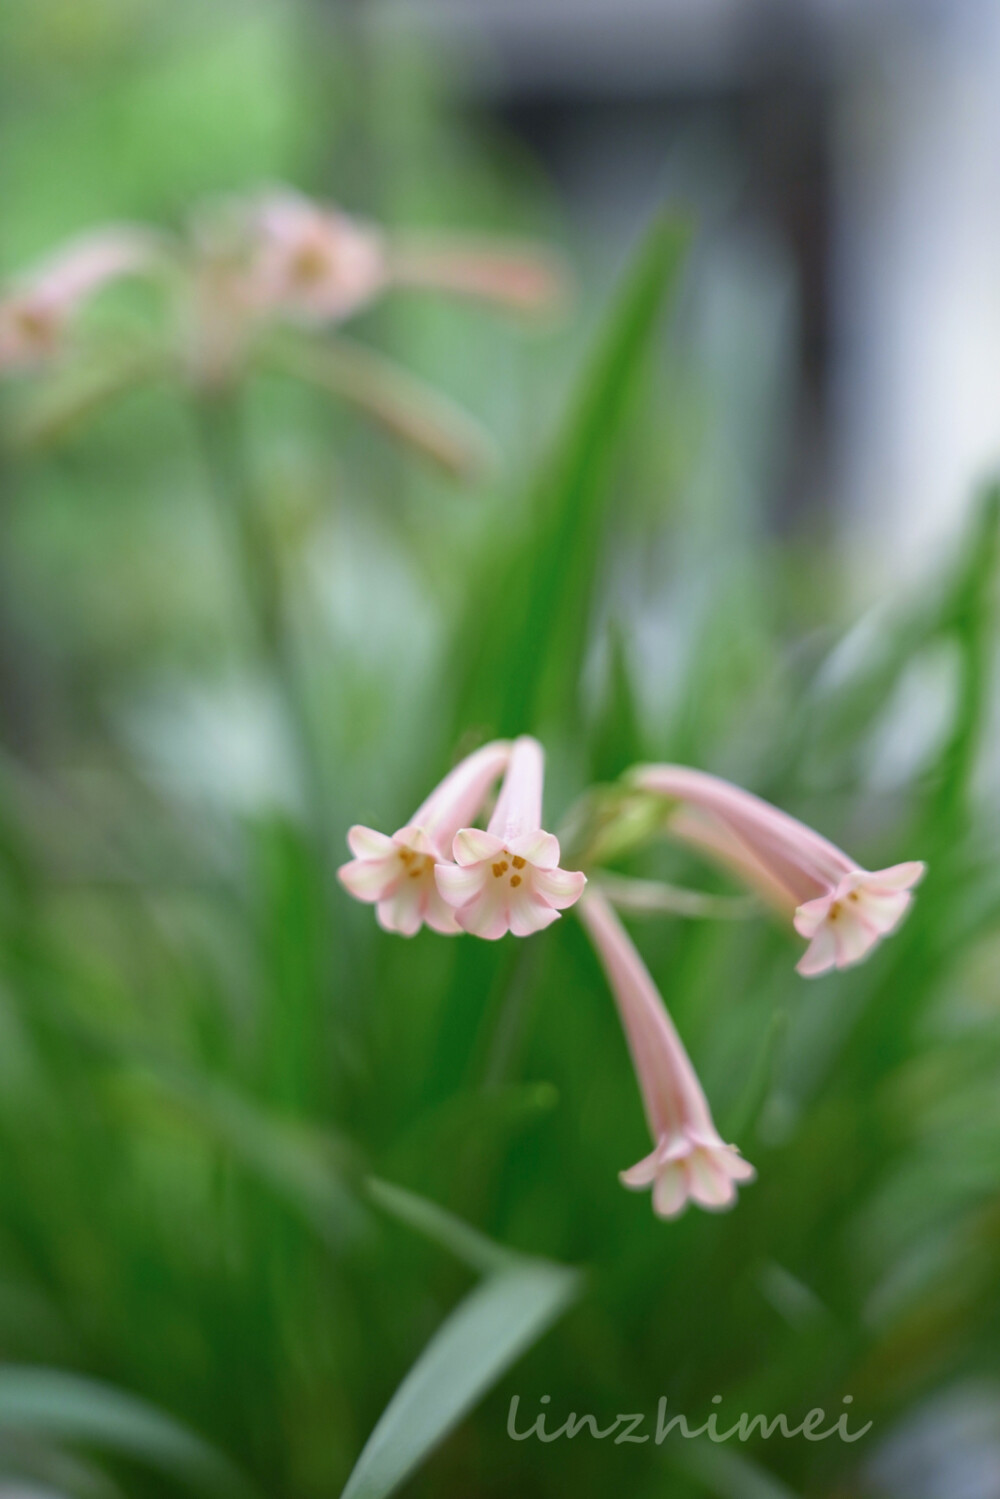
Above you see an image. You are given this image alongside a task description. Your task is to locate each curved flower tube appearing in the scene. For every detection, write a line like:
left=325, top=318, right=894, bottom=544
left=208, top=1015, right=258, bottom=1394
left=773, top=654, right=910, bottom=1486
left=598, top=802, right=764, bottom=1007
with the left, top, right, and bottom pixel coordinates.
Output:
left=0, top=227, right=163, bottom=372
left=578, top=890, right=754, bottom=1219
left=629, top=764, right=925, bottom=977
left=338, top=740, right=511, bottom=936
left=230, top=186, right=566, bottom=329
left=436, top=735, right=586, bottom=939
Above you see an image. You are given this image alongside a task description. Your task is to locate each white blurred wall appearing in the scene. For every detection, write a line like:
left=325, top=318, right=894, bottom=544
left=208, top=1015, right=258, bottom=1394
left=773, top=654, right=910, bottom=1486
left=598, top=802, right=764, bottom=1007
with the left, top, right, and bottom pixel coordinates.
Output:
left=833, top=0, right=1000, bottom=590
left=383, top=0, right=1000, bottom=586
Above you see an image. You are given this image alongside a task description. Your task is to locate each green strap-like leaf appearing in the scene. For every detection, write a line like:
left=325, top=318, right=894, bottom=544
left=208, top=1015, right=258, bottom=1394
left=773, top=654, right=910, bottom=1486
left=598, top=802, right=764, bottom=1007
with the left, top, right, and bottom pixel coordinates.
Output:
left=452, top=212, right=690, bottom=737
left=0, top=1368, right=258, bottom=1499
left=365, top=1175, right=514, bottom=1277
left=339, top=1258, right=581, bottom=1499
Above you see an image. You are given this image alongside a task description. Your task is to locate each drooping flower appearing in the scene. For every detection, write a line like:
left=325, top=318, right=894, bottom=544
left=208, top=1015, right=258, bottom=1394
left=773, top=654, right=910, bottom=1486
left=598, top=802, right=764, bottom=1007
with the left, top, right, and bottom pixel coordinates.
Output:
left=386, top=237, right=568, bottom=314
left=338, top=741, right=511, bottom=936
left=230, top=186, right=567, bottom=329
left=578, top=889, right=754, bottom=1219
left=0, top=227, right=162, bottom=373
left=435, top=735, right=586, bottom=939
left=629, top=764, right=925, bottom=977
left=245, top=188, right=388, bottom=325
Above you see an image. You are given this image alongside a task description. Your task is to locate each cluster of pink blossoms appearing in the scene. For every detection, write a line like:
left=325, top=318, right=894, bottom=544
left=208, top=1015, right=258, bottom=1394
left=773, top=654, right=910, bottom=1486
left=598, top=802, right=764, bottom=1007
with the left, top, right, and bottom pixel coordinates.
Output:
left=338, top=737, right=586, bottom=940
left=340, top=739, right=925, bottom=1223
left=0, top=187, right=563, bottom=386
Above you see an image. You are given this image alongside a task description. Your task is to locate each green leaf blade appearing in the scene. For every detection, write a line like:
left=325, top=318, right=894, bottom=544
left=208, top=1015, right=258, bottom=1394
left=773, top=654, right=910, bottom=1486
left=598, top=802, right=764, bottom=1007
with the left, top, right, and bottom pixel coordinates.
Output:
left=339, top=1260, right=581, bottom=1499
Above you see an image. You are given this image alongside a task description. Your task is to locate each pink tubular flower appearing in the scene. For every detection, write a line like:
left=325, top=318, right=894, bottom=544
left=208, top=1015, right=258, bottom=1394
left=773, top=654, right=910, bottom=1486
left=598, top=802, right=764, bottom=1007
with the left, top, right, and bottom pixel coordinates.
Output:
left=578, top=889, right=754, bottom=1219
left=237, top=186, right=567, bottom=327
left=629, top=764, right=925, bottom=978
left=338, top=741, right=511, bottom=936
left=0, top=227, right=161, bottom=372
left=244, top=188, right=388, bottom=325
left=435, top=735, right=586, bottom=939
left=386, top=239, right=568, bottom=314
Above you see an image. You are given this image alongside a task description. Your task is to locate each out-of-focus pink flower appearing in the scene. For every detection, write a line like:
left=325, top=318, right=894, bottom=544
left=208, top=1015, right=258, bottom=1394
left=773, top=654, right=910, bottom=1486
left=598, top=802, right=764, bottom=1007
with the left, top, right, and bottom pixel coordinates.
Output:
left=387, top=239, right=568, bottom=314
left=245, top=189, right=388, bottom=325
left=436, top=735, right=586, bottom=939
left=578, top=889, right=754, bottom=1219
left=630, top=764, right=925, bottom=977
left=235, top=186, right=567, bottom=328
left=338, top=741, right=510, bottom=936
left=0, top=227, right=161, bottom=372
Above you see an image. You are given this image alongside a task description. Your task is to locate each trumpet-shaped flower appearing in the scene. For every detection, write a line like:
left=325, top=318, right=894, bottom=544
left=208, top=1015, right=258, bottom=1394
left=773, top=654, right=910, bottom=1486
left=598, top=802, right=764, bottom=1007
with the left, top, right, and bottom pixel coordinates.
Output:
left=246, top=188, right=388, bottom=324
left=578, top=890, right=754, bottom=1219
left=0, top=227, right=161, bottom=372
left=387, top=239, right=568, bottom=313
left=233, top=187, right=567, bottom=329
left=338, top=741, right=510, bottom=936
left=630, top=764, right=925, bottom=977
left=435, top=736, right=586, bottom=939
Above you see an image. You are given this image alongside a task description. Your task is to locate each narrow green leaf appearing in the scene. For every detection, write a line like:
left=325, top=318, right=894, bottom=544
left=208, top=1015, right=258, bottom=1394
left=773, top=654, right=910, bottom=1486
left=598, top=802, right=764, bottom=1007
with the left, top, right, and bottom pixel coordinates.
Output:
left=0, top=1368, right=257, bottom=1499
left=365, top=1176, right=515, bottom=1276
left=453, top=212, right=690, bottom=735
left=339, top=1259, right=581, bottom=1499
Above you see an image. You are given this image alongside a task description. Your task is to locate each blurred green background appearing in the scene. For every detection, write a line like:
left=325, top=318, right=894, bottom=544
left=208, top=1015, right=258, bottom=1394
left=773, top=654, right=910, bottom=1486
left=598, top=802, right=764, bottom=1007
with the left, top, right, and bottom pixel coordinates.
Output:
left=1, top=2, right=999, bottom=1497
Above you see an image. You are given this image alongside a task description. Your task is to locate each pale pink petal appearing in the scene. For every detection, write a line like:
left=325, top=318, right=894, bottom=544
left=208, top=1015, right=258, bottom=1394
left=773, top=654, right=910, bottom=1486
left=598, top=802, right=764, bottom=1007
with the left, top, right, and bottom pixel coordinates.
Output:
left=853, top=887, right=912, bottom=930
left=532, top=865, right=587, bottom=909
left=865, top=861, right=926, bottom=892
left=831, top=913, right=881, bottom=969
left=686, top=1152, right=737, bottom=1209
left=796, top=923, right=838, bottom=977
left=377, top=881, right=424, bottom=937
left=793, top=893, right=833, bottom=940
left=620, top=1149, right=661, bottom=1188
left=508, top=829, right=561, bottom=869
left=722, top=1149, right=757, bottom=1183
left=393, top=824, right=443, bottom=859
left=423, top=884, right=463, bottom=936
left=652, top=1164, right=689, bottom=1219
left=434, top=861, right=487, bottom=909
left=508, top=893, right=561, bottom=938
left=654, top=1134, right=695, bottom=1166
left=453, top=828, right=505, bottom=866
left=347, top=824, right=396, bottom=860
left=337, top=856, right=398, bottom=902
left=457, top=883, right=509, bottom=941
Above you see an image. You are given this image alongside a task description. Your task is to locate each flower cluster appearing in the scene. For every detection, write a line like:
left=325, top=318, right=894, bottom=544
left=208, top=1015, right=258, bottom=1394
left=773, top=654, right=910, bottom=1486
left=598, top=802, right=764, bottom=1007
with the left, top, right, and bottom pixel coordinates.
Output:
left=340, top=745, right=925, bottom=1223
left=628, top=764, right=925, bottom=978
left=0, top=187, right=566, bottom=475
left=338, top=736, right=586, bottom=939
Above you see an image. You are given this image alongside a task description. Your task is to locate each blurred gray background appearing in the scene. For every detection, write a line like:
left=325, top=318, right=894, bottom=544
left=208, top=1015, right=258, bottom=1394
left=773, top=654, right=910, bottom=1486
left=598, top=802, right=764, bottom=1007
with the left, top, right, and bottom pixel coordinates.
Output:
left=379, top=0, right=1000, bottom=593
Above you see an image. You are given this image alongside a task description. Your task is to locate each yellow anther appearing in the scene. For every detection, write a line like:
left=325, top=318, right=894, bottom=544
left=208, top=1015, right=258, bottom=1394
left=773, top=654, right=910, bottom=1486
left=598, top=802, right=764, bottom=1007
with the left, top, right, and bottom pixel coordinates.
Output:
left=510, top=874, right=522, bottom=888
left=492, top=861, right=509, bottom=878
left=511, top=855, right=526, bottom=870
left=291, top=240, right=331, bottom=285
